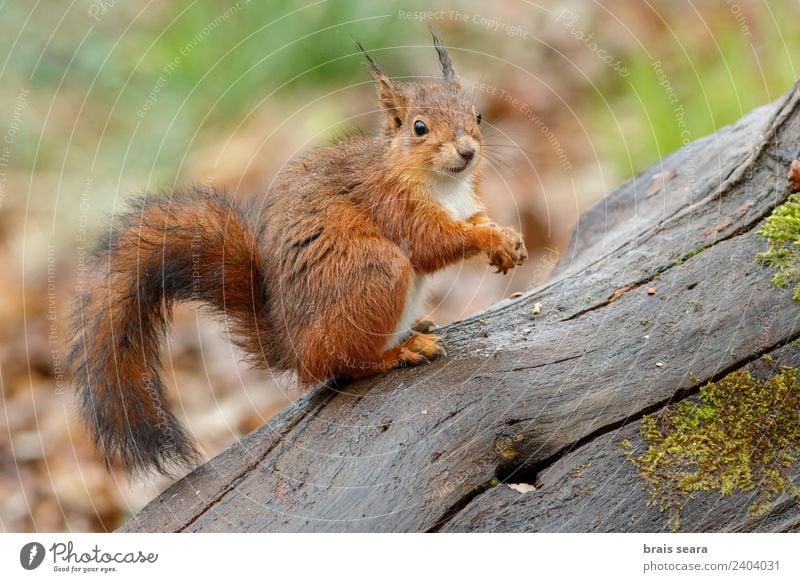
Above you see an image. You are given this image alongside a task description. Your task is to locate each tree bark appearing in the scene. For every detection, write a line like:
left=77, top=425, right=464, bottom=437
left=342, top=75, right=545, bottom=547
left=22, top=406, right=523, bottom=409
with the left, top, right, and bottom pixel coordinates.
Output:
left=121, top=81, right=800, bottom=533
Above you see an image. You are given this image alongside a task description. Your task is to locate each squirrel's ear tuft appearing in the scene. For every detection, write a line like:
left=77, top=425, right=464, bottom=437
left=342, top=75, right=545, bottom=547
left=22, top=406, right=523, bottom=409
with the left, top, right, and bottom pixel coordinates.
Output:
left=429, top=26, right=456, bottom=82
left=353, top=38, right=386, bottom=82
left=354, top=38, right=407, bottom=127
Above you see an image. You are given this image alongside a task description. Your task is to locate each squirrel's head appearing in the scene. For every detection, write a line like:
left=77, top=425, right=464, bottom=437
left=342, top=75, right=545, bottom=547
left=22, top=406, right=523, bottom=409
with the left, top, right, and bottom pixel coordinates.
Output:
left=356, top=31, right=483, bottom=182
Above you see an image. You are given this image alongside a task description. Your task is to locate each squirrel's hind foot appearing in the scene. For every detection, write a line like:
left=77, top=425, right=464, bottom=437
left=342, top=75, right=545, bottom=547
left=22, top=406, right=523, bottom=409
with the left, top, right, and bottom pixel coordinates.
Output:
left=308, top=332, right=446, bottom=384
left=397, top=332, right=445, bottom=366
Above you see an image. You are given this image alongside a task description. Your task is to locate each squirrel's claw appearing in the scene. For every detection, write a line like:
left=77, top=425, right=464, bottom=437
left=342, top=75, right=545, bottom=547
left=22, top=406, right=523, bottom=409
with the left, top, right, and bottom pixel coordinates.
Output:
left=487, top=226, right=527, bottom=274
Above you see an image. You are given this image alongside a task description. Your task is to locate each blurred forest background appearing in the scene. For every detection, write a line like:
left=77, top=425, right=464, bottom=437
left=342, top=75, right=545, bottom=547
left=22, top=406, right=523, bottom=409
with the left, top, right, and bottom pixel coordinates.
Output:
left=0, top=0, right=798, bottom=532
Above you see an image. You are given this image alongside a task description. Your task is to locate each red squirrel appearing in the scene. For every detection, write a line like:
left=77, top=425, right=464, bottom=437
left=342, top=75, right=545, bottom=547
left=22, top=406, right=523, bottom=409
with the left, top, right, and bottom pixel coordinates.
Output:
left=68, top=32, right=527, bottom=477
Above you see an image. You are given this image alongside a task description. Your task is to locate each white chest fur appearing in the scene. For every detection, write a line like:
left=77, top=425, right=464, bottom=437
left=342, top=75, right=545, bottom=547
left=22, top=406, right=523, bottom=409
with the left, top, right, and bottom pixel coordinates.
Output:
left=429, top=174, right=480, bottom=222
left=387, top=175, right=479, bottom=347
left=388, top=273, right=430, bottom=348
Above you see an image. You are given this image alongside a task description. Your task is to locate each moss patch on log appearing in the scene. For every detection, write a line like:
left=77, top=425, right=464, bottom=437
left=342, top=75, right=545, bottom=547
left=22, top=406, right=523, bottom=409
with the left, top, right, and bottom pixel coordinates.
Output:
left=756, top=194, right=800, bottom=301
left=674, top=246, right=706, bottom=266
left=623, top=366, right=800, bottom=531
left=477, top=476, right=500, bottom=493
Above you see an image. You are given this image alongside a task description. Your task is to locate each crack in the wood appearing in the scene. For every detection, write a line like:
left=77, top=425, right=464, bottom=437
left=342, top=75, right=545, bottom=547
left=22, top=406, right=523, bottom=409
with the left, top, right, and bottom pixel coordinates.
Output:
left=425, top=480, right=496, bottom=533
left=559, top=163, right=798, bottom=324
left=479, top=348, right=600, bottom=374
left=427, top=406, right=465, bottom=434
left=426, top=333, right=800, bottom=532
left=561, top=277, right=659, bottom=321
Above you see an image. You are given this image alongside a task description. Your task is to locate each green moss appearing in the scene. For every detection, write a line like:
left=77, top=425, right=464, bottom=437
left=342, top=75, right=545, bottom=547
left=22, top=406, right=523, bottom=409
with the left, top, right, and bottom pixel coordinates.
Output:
left=675, top=247, right=706, bottom=266
left=756, top=194, right=800, bottom=301
left=624, top=366, right=800, bottom=531
left=476, top=476, right=500, bottom=493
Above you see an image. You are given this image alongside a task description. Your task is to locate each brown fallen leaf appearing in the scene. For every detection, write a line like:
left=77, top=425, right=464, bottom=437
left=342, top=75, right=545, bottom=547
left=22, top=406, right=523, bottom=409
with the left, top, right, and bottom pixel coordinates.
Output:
left=647, top=287, right=658, bottom=295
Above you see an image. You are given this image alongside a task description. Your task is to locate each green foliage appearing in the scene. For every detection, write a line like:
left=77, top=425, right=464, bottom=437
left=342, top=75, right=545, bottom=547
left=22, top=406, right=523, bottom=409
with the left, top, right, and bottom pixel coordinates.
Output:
left=5, top=2, right=800, bottom=184
left=756, top=194, right=800, bottom=301
left=589, top=2, right=800, bottom=178
left=0, top=0, right=430, bottom=181
left=624, top=367, right=800, bottom=531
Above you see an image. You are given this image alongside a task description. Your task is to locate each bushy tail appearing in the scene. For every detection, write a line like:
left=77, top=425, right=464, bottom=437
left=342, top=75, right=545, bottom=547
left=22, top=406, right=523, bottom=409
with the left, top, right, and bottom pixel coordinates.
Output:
left=68, top=187, right=270, bottom=477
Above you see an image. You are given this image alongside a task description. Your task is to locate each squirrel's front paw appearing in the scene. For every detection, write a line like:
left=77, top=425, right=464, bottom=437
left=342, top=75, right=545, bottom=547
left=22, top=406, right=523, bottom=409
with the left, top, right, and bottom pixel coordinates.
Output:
left=488, top=226, right=528, bottom=274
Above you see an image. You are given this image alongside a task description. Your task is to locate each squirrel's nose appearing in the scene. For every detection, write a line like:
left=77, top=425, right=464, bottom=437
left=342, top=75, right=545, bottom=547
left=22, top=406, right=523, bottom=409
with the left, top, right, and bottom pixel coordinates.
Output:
left=457, top=147, right=475, bottom=162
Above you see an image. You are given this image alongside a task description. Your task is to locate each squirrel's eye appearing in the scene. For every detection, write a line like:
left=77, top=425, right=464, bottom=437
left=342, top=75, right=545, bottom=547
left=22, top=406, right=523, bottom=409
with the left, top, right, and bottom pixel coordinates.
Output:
left=476, top=112, right=482, bottom=125
left=413, top=120, right=429, bottom=136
